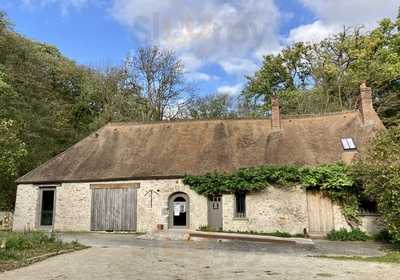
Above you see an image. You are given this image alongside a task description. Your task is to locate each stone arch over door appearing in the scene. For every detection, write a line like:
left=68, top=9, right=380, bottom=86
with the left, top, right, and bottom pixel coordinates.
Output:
left=168, top=192, right=190, bottom=229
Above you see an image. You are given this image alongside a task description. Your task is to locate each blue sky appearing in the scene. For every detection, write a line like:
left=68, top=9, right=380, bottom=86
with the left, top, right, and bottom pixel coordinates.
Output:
left=1, top=0, right=398, bottom=96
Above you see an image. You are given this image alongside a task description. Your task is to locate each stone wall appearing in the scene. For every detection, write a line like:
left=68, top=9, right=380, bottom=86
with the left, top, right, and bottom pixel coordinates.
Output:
left=55, top=179, right=208, bottom=232
left=13, top=179, right=207, bottom=232
left=359, top=215, right=384, bottom=235
left=13, top=184, right=39, bottom=231
left=223, top=186, right=308, bottom=235
left=13, top=181, right=383, bottom=235
left=134, top=179, right=207, bottom=232
left=54, top=183, right=92, bottom=232
left=332, top=205, right=384, bottom=235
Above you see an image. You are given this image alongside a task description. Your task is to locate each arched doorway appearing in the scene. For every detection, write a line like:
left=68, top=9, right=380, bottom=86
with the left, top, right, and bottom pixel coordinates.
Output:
left=169, top=192, right=190, bottom=229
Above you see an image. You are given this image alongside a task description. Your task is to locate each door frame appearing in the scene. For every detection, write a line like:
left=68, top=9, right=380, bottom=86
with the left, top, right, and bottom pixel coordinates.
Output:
left=90, top=184, right=139, bottom=232
left=168, top=192, right=190, bottom=229
left=306, top=191, right=335, bottom=236
left=208, top=195, right=223, bottom=231
left=36, top=186, right=58, bottom=230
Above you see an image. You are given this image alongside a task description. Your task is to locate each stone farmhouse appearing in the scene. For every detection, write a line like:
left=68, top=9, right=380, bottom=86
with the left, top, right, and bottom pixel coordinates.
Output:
left=13, top=84, right=384, bottom=236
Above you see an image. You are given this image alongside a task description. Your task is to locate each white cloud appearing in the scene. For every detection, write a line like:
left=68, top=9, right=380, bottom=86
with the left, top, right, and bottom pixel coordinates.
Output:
left=290, top=0, right=400, bottom=43
left=301, top=0, right=399, bottom=28
left=288, top=21, right=340, bottom=44
left=180, top=53, right=205, bottom=72
left=110, top=0, right=281, bottom=75
left=220, top=58, right=258, bottom=76
left=217, top=83, right=243, bottom=96
left=186, top=72, right=213, bottom=82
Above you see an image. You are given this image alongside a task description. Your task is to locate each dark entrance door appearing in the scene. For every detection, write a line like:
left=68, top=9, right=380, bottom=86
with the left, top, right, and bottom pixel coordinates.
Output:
left=39, top=188, right=56, bottom=227
left=208, top=195, right=223, bottom=231
left=169, top=193, right=189, bottom=229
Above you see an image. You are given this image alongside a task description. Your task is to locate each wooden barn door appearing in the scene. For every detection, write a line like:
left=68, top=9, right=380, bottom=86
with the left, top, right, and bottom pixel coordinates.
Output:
left=307, top=191, right=334, bottom=237
left=91, top=185, right=137, bottom=231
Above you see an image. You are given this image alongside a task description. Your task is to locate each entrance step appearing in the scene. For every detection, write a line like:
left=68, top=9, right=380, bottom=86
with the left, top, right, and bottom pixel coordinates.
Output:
left=188, top=231, right=314, bottom=246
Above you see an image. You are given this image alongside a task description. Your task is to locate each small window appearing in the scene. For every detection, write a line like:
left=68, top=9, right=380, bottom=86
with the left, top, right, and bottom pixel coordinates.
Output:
left=341, top=138, right=357, bottom=150
left=235, top=193, right=246, bottom=218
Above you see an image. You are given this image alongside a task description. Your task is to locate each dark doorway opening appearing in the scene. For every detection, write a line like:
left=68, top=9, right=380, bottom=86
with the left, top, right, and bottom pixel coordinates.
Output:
left=169, top=193, right=189, bottom=229
left=173, top=197, right=187, bottom=226
left=40, top=189, right=55, bottom=226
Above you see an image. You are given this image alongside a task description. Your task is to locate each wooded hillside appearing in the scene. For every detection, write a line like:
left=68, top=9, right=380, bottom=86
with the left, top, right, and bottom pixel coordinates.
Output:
left=243, top=15, right=400, bottom=126
left=0, top=10, right=399, bottom=210
left=0, top=12, right=91, bottom=209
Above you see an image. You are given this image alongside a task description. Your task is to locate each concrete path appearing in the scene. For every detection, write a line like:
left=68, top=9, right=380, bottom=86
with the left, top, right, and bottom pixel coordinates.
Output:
left=0, top=233, right=397, bottom=280
left=59, top=232, right=387, bottom=257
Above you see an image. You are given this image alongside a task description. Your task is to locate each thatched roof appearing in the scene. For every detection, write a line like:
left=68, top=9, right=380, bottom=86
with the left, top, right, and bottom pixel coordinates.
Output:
left=17, top=111, right=384, bottom=184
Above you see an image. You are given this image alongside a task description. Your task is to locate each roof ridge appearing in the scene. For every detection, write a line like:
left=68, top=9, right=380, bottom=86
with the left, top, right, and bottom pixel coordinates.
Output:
left=107, top=110, right=359, bottom=127
left=282, top=110, right=358, bottom=119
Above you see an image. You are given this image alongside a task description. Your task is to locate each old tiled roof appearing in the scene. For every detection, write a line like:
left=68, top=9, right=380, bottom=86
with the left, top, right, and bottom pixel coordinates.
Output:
left=17, top=111, right=384, bottom=184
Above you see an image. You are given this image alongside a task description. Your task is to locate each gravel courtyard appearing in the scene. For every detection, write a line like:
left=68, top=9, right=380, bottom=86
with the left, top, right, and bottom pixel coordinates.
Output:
left=0, top=233, right=399, bottom=280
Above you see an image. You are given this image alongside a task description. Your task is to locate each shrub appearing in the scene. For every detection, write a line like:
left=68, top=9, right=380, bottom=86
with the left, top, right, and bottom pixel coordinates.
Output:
left=184, top=163, right=359, bottom=223
left=0, top=232, right=82, bottom=262
left=352, top=125, right=400, bottom=247
left=327, top=228, right=369, bottom=241
left=373, top=229, right=392, bottom=243
left=4, top=232, right=59, bottom=250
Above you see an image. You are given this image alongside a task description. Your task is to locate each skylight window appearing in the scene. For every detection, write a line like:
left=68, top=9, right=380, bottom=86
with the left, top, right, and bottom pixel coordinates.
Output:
left=341, top=138, right=357, bottom=151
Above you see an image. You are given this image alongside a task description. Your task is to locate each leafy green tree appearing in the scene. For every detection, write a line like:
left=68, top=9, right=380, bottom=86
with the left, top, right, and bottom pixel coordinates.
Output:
left=0, top=120, right=27, bottom=210
left=353, top=126, right=400, bottom=246
left=73, top=65, right=148, bottom=130
left=243, top=42, right=312, bottom=113
left=244, top=13, right=400, bottom=125
left=0, top=11, right=96, bottom=208
left=186, top=93, right=236, bottom=119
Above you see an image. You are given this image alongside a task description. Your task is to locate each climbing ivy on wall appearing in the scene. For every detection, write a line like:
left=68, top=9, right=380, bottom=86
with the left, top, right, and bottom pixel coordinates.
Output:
left=183, top=163, right=360, bottom=223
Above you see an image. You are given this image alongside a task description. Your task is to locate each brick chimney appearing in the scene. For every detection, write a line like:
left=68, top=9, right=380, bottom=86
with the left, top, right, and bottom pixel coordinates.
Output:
left=271, top=95, right=281, bottom=131
left=359, top=82, right=376, bottom=125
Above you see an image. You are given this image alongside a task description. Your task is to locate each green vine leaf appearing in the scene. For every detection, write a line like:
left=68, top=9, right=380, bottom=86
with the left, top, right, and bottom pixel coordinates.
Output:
left=183, top=163, right=360, bottom=224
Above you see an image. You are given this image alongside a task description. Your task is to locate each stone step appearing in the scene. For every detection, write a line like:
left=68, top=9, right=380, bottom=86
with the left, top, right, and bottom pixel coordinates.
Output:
left=188, top=231, right=314, bottom=246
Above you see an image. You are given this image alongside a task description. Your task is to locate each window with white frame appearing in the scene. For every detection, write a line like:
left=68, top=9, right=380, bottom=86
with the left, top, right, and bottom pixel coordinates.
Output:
left=341, top=138, right=357, bottom=151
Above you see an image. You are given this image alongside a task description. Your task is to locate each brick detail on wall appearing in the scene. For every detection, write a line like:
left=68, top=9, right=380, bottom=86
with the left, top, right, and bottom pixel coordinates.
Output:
left=271, top=95, right=281, bottom=131
left=359, top=83, right=376, bottom=125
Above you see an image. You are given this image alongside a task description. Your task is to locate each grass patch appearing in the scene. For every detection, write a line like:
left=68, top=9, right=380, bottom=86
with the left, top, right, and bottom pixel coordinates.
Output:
left=0, top=231, right=87, bottom=272
left=318, top=251, right=400, bottom=264
left=326, top=229, right=370, bottom=241
left=198, top=226, right=304, bottom=238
